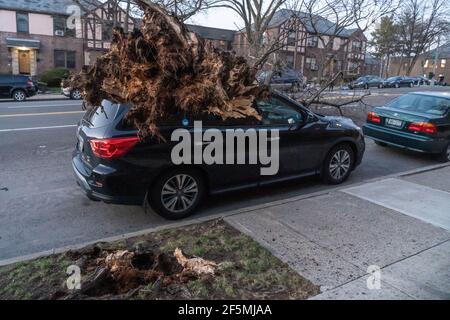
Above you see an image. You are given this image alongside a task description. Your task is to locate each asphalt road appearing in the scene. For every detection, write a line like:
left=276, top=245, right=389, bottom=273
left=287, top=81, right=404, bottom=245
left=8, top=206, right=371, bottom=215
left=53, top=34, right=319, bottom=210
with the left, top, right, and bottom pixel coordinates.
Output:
left=0, top=87, right=448, bottom=261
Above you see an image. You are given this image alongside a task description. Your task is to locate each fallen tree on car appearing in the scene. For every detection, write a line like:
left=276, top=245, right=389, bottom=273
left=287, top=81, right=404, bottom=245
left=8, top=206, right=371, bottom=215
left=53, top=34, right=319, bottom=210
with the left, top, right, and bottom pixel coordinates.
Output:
left=70, top=0, right=268, bottom=138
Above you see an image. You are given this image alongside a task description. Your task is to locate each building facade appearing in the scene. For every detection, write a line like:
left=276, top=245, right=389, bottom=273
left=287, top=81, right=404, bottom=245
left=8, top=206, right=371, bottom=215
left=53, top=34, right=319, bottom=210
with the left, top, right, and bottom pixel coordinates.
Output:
left=0, top=0, right=135, bottom=76
left=233, top=9, right=367, bottom=82
left=0, top=3, right=367, bottom=83
left=386, top=43, right=450, bottom=82
left=363, top=54, right=381, bottom=76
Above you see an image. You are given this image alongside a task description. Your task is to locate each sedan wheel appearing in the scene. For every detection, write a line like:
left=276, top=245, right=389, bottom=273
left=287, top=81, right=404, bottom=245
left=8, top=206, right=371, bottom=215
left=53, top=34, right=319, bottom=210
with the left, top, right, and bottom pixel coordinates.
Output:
left=149, top=169, right=204, bottom=219
left=70, top=89, right=82, bottom=100
left=13, top=90, right=26, bottom=102
left=438, top=144, right=450, bottom=163
left=395, top=83, right=399, bottom=88
left=323, top=144, right=354, bottom=184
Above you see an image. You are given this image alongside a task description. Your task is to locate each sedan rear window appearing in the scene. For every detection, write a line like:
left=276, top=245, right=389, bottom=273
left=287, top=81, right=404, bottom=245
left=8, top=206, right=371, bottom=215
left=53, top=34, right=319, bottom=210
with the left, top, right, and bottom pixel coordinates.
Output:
left=387, top=94, right=450, bottom=116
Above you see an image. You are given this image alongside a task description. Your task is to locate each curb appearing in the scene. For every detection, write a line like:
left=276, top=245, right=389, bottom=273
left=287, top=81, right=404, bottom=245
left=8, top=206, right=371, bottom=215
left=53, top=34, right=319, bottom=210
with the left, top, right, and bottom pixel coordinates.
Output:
left=0, top=96, right=71, bottom=103
left=1, top=162, right=449, bottom=267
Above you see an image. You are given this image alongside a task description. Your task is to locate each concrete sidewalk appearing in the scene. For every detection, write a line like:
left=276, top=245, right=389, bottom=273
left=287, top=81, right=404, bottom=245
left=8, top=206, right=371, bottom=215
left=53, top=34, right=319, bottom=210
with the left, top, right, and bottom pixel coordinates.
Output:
left=226, top=166, right=450, bottom=299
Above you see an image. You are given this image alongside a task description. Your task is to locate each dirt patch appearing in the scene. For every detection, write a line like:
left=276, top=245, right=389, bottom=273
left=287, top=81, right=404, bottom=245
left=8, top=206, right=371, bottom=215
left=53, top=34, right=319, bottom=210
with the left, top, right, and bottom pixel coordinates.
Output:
left=0, top=220, right=320, bottom=300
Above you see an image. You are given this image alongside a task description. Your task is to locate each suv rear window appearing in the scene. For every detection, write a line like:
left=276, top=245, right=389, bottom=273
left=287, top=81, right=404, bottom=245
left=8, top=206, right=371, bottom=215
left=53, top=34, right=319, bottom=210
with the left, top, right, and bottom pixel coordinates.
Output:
left=84, top=100, right=121, bottom=127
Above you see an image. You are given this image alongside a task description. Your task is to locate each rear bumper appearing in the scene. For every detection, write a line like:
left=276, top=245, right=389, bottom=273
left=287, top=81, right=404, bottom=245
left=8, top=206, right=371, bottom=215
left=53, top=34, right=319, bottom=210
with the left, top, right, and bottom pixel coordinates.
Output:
left=363, top=123, right=446, bottom=154
left=72, top=151, right=145, bottom=205
left=25, top=87, right=37, bottom=97
left=61, top=87, right=71, bottom=97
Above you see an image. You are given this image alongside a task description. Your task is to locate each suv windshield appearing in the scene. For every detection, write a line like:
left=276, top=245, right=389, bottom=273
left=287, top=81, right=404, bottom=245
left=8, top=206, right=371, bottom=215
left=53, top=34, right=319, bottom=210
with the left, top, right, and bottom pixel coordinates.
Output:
left=387, top=94, right=450, bottom=116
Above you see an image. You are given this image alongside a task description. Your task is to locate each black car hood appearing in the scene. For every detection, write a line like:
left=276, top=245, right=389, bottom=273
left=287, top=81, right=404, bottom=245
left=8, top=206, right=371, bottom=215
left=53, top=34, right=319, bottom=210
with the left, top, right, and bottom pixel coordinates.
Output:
left=322, top=115, right=357, bottom=126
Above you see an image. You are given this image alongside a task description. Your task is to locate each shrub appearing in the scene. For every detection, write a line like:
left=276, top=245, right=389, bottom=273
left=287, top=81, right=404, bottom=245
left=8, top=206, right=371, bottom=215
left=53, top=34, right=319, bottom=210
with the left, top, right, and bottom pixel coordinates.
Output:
left=38, top=68, right=69, bottom=87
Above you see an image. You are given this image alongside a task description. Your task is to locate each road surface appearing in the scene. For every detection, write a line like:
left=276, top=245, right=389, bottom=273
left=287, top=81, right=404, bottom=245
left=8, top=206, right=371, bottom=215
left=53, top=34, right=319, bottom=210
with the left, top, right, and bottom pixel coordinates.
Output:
left=0, top=87, right=447, bottom=260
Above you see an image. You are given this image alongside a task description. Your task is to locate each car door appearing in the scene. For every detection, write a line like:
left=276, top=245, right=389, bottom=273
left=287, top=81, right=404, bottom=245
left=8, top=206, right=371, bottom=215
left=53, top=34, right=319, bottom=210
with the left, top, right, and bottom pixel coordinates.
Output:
left=255, top=95, right=326, bottom=183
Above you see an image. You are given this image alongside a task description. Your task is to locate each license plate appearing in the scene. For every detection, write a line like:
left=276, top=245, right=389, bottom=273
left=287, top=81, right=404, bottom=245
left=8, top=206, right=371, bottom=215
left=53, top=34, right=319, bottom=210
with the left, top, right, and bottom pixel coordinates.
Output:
left=386, top=118, right=403, bottom=128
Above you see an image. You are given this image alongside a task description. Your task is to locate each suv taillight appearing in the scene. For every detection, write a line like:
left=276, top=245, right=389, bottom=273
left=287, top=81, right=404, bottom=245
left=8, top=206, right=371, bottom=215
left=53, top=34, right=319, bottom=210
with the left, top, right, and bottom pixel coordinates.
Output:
left=27, top=80, right=34, bottom=86
left=89, top=136, right=139, bottom=158
left=407, top=122, right=437, bottom=134
left=367, top=111, right=381, bottom=124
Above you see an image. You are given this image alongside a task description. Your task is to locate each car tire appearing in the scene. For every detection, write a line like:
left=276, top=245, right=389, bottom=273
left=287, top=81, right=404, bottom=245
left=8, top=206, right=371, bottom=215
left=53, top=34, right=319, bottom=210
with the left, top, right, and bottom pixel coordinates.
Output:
left=437, top=143, right=450, bottom=163
left=70, top=89, right=82, bottom=100
left=364, top=84, right=369, bottom=90
left=409, top=82, right=414, bottom=88
left=322, top=144, right=354, bottom=185
left=374, top=140, right=388, bottom=147
left=395, top=83, right=399, bottom=88
left=378, top=84, right=383, bottom=89
left=12, top=89, right=26, bottom=102
left=148, top=168, right=205, bottom=220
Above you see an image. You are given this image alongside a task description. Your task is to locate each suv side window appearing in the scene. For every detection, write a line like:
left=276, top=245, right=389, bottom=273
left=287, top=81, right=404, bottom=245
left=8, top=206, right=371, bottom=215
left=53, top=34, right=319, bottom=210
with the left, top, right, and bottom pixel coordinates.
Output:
left=256, top=97, right=304, bottom=125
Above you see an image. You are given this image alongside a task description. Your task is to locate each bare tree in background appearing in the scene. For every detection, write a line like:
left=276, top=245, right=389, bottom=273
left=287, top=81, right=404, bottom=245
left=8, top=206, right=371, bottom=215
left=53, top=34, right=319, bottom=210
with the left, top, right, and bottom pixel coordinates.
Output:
left=153, top=0, right=216, bottom=21
left=395, top=0, right=450, bottom=76
left=301, top=0, right=397, bottom=84
left=211, top=0, right=289, bottom=66
left=74, top=0, right=213, bottom=27
left=213, top=0, right=396, bottom=72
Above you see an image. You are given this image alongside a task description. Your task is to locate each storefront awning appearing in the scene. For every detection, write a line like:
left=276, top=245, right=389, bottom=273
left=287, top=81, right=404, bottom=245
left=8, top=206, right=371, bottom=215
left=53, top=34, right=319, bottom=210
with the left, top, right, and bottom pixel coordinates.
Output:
left=6, top=38, right=40, bottom=49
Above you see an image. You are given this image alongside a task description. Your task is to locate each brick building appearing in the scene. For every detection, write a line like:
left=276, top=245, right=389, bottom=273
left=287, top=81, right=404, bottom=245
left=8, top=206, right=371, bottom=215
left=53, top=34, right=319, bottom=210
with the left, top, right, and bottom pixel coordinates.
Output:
left=363, top=54, right=381, bottom=76
left=186, top=24, right=235, bottom=51
left=387, top=43, right=450, bottom=82
left=0, top=0, right=135, bottom=76
left=233, top=9, right=367, bottom=81
left=0, top=2, right=367, bottom=82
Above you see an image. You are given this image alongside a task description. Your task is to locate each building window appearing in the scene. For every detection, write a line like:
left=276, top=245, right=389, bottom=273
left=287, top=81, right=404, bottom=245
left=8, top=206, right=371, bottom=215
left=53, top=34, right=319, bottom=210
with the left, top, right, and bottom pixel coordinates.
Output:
left=53, top=16, right=75, bottom=37
left=16, top=12, right=29, bottom=33
left=287, top=31, right=296, bottom=46
left=306, top=57, right=318, bottom=70
left=285, top=53, right=294, bottom=68
left=102, top=21, right=114, bottom=41
left=352, top=41, right=363, bottom=52
left=306, top=35, right=318, bottom=47
left=441, top=59, right=446, bottom=68
left=54, top=50, right=76, bottom=68
left=348, top=61, right=360, bottom=74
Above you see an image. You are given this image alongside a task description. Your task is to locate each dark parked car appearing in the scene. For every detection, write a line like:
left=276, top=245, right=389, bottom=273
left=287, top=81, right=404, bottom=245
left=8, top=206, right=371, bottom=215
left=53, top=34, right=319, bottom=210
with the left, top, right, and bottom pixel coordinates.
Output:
left=382, top=76, right=415, bottom=88
left=411, top=76, right=430, bottom=86
left=257, top=68, right=304, bottom=92
left=72, top=92, right=365, bottom=219
left=363, top=92, right=450, bottom=162
left=348, top=75, right=384, bottom=89
left=0, top=74, right=37, bottom=101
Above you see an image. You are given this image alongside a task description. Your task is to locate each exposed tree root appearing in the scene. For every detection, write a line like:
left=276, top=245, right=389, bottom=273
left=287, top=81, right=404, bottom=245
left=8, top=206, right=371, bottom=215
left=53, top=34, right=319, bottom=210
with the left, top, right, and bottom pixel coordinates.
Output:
left=70, top=2, right=268, bottom=138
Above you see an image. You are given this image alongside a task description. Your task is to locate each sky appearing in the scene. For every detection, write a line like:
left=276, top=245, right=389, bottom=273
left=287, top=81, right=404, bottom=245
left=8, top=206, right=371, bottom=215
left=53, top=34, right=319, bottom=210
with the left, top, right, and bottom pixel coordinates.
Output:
left=186, top=7, right=244, bottom=30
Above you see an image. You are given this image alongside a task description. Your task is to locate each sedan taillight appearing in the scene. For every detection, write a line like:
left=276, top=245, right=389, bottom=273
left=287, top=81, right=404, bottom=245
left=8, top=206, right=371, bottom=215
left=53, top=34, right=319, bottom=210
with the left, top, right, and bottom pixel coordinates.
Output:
left=89, top=136, right=139, bottom=158
left=367, top=112, right=381, bottom=124
left=407, top=122, right=437, bottom=134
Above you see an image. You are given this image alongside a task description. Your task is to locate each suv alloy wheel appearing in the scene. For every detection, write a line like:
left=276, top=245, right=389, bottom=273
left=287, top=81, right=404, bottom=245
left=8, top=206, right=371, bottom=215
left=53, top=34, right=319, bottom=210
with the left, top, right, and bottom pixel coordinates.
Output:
left=13, top=89, right=26, bottom=102
left=148, top=169, right=205, bottom=219
left=322, top=144, right=354, bottom=184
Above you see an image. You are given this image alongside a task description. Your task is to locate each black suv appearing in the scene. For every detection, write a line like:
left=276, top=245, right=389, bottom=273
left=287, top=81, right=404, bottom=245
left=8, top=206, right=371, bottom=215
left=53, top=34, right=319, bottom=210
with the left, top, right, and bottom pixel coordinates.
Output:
left=0, top=74, right=37, bottom=101
left=73, top=93, right=365, bottom=219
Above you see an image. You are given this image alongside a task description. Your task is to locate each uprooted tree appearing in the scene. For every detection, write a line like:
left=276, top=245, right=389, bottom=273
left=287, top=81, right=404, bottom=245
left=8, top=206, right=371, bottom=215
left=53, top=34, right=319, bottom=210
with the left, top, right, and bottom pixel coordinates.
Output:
left=71, top=0, right=268, bottom=138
